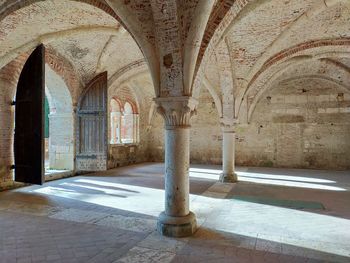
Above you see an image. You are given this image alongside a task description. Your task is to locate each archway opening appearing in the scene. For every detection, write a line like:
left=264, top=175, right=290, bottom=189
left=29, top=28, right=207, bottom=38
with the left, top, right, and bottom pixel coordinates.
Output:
left=110, top=98, right=139, bottom=145
left=44, top=64, right=74, bottom=176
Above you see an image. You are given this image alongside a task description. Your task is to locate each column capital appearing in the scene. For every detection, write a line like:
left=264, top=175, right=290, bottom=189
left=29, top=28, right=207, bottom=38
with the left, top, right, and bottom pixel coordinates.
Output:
left=220, top=117, right=238, bottom=133
left=154, top=96, right=198, bottom=128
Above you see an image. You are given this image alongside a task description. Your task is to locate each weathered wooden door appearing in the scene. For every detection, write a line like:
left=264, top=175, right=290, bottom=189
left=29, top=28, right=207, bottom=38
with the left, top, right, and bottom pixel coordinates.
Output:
left=14, top=45, right=45, bottom=185
left=76, top=72, right=108, bottom=171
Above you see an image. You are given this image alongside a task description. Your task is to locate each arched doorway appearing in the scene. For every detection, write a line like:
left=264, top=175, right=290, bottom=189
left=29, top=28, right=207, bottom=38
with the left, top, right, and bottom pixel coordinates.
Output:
left=45, top=64, right=74, bottom=172
left=14, top=45, right=75, bottom=185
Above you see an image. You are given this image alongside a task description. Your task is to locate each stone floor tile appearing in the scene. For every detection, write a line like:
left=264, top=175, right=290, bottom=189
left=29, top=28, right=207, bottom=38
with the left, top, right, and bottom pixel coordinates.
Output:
left=0, top=164, right=349, bottom=263
left=114, top=246, right=175, bottom=263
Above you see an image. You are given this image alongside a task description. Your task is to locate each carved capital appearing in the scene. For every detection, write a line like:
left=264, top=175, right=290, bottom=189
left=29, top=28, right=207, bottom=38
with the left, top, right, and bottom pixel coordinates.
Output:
left=220, top=117, right=238, bottom=133
left=154, top=96, right=198, bottom=129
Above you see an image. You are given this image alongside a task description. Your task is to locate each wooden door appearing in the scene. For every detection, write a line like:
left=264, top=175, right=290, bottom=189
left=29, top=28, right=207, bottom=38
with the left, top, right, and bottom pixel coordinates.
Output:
left=14, top=45, right=45, bottom=185
left=76, top=72, right=108, bottom=171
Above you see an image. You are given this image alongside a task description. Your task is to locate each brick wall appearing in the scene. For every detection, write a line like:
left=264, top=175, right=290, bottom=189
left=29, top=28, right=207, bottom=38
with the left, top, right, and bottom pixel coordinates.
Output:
left=0, top=55, right=27, bottom=189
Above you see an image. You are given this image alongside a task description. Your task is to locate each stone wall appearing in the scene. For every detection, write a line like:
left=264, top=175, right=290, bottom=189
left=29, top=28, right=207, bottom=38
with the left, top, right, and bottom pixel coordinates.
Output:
left=108, top=144, right=147, bottom=168
left=237, top=79, right=350, bottom=170
left=107, top=105, right=150, bottom=168
left=147, top=81, right=350, bottom=170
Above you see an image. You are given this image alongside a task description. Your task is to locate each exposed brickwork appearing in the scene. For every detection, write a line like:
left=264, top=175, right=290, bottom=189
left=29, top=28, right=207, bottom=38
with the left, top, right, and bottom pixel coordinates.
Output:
left=1, top=0, right=350, bottom=186
left=0, top=0, right=119, bottom=24
left=45, top=46, right=82, bottom=104
left=112, top=86, right=138, bottom=114
left=0, top=46, right=81, bottom=188
left=108, top=59, right=147, bottom=88
left=196, top=0, right=235, bottom=71
left=0, top=55, right=27, bottom=188
left=248, top=38, right=350, bottom=91
left=244, top=38, right=350, bottom=111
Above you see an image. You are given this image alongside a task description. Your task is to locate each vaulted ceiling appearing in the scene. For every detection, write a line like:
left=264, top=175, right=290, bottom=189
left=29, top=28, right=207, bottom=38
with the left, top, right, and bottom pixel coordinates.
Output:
left=0, top=0, right=349, bottom=122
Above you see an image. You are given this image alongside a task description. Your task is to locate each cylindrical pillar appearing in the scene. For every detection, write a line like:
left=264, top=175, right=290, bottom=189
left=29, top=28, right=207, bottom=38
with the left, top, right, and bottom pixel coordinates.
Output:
left=220, top=129, right=238, bottom=183
left=165, top=127, right=190, bottom=216
left=155, top=97, right=198, bottom=238
left=157, top=126, right=196, bottom=237
left=116, top=112, right=121, bottom=144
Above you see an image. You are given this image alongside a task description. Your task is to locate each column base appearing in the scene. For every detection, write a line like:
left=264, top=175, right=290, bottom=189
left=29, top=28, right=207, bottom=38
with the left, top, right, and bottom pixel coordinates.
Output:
left=157, top=211, right=197, bottom=238
left=220, top=173, right=238, bottom=183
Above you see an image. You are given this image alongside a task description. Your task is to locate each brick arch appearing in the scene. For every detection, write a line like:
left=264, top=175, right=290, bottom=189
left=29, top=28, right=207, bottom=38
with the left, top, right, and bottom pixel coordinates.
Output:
left=45, top=47, right=81, bottom=105
left=110, top=97, right=122, bottom=112
left=112, top=86, right=139, bottom=114
left=195, top=0, right=248, bottom=79
left=248, top=38, right=350, bottom=92
left=0, top=0, right=141, bottom=59
left=246, top=54, right=350, bottom=122
left=248, top=74, right=350, bottom=123
left=123, top=99, right=138, bottom=114
left=0, top=53, right=28, bottom=97
left=108, top=59, right=147, bottom=89
left=235, top=38, right=350, bottom=121
left=0, top=45, right=81, bottom=106
left=0, top=0, right=120, bottom=24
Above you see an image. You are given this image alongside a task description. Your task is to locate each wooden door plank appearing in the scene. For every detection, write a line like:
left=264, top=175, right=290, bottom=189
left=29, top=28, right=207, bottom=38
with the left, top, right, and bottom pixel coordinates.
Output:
left=14, top=45, right=45, bottom=185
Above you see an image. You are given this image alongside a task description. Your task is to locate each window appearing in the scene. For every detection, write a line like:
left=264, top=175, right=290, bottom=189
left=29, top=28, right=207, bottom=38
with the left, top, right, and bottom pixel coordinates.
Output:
left=110, top=98, right=139, bottom=144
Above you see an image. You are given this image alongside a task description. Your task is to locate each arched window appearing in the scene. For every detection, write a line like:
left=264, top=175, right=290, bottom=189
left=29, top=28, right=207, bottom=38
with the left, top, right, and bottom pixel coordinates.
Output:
left=121, top=102, right=134, bottom=143
left=110, top=99, right=139, bottom=144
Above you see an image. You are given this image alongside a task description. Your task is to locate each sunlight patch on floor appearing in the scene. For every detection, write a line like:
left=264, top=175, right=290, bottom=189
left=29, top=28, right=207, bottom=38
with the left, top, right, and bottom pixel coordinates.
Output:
left=189, top=168, right=346, bottom=191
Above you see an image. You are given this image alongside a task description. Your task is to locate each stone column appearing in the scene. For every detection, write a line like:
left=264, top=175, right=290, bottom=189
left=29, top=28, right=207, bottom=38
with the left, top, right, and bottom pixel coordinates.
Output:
left=110, top=113, right=116, bottom=144
left=133, top=113, right=139, bottom=143
left=115, top=112, right=122, bottom=144
left=110, top=112, right=121, bottom=144
left=220, top=125, right=238, bottom=183
left=155, top=96, right=198, bottom=237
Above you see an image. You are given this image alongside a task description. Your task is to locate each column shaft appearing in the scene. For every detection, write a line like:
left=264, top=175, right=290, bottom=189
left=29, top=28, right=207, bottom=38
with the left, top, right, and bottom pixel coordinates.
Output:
left=165, top=127, right=190, bottom=216
left=155, top=96, right=198, bottom=238
left=220, top=130, right=238, bottom=183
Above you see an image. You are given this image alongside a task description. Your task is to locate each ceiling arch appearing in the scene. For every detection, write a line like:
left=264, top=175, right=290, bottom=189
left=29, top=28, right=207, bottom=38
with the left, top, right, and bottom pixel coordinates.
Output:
left=246, top=56, right=350, bottom=122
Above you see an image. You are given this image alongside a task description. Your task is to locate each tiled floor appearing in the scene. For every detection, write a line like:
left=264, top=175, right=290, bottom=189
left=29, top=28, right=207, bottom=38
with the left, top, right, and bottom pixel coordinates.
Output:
left=0, top=163, right=349, bottom=263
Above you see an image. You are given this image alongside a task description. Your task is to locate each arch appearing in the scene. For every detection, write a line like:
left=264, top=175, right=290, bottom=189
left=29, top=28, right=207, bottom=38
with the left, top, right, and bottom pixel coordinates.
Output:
left=237, top=40, right=350, bottom=120
left=98, top=1, right=160, bottom=96
left=0, top=0, right=158, bottom=99
left=124, top=99, right=138, bottom=114
left=110, top=82, right=142, bottom=114
left=195, top=0, right=249, bottom=77
left=0, top=0, right=121, bottom=27
left=45, top=64, right=74, bottom=171
left=249, top=74, right=350, bottom=122
left=120, top=101, right=138, bottom=144
left=197, top=0, right=235, bottom=63
left=2, top=48, right=77, bottom=172
left=107, top=59, right=147, bottom=89
left=202, top=76, right=223, bottom=118
left=247, top=61, right=350, bottom=122
left=109, top=94, right=139, bottom=145
left=110, top=97, right=122, bottom=112
left=45, top=47, right=82, bottom=104
left=124, top=101, right=133, bottom=114
left=248, top=38, right=350, bottom=91
left=224, top=0, right=350, bottom=87
left=0, top=26, right=120, bottom=71
left=182, top=0, right=215, bottom=95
